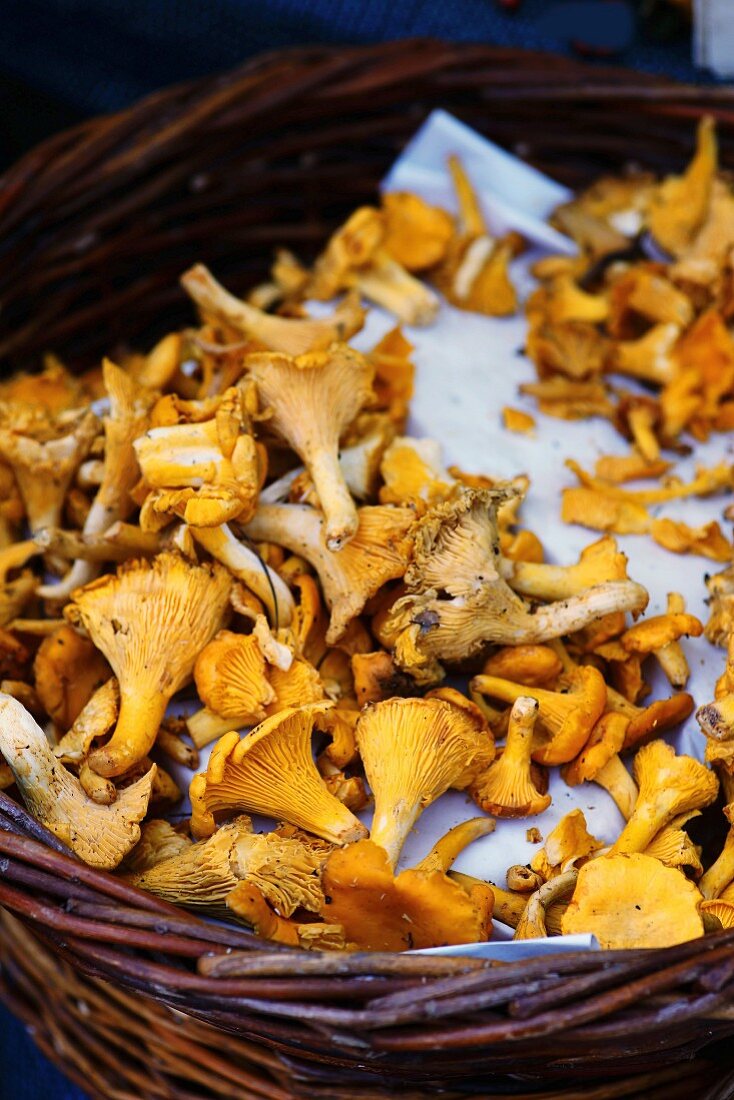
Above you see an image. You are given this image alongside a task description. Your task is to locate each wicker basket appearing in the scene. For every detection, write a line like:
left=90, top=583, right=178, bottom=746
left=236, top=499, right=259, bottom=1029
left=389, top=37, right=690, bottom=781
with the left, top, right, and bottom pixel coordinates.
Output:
left=4, top=39, right=734, bottom=1098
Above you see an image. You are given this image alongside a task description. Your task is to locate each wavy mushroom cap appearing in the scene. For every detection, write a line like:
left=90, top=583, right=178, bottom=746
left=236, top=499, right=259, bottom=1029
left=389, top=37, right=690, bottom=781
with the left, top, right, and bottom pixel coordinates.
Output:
left=66, top=551, right=231, bottom=777
left=194, top=630, right=274, bottom=722
left=33, top=623, right=112, bottom=732
left=243, top=502, right=415, bottom=644
left=378, top=436, right=457, bottom=512
left=610, top=740, right=719, bottom=856
left=247, top=345, right=374, bottom=550
left=356, top=696, right=494, bottom=868
left=381, top=192, right=454, bottom=271
left=470, top=696, right=551, bottom=819
left=189, top=703, right=367, bottom=846
left=648, top=116, right=716, bottom=257
left=124, top=819, right=193, bottom=874
left=320, top=839, right=494, bottom=952
left=530, top=809, right=603, bottom=881
left=561, top=853, right=705, bottom=949
left=482, top=645, right=563, bottom=687
left=0, top=694, right=154, bottom=869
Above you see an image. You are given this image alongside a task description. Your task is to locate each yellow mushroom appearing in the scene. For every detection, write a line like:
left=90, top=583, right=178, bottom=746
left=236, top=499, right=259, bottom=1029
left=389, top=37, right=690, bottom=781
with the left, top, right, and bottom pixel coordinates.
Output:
left=226, top=882, right=346, bottom=950
left=355, top=696, right=494, bottom=868
left=127, top=817, right=325, bottom=916
left=699, top=774, right=734, bottom=900
left=123, top=819, right=193, bottom=874
left=561, top=712, right=639, bottom=820
left=39, top=360, right=158, bottom=602
left=472, top=665, right=607, bottom=767
left=501, top=535, right=630, bottom=601
left=561, top=853, right=704, bottom=949
left=65, top=552, right=231, bottom=777
left=187, top=630, right=274, bottom=747
left=246, top=346, right=373, bottom=550
left=648, top=116, right=717, bottom=257
left=243, top=502, right=415, bottom=643
left=481, top=645, right=563, bottom=687
left=381, top=191, right=454, bottom=271
left=189, top=703, right=367, bottom=845
left=530, top=809, right=604, bottom=881
left=0, top=407, right=99, bottom=541
left=378, top=436, right=457, bottom=512
left=33, top=623, right=112, bottom=734
left=470, top=696, right=551, bottom=818
left=134, top=386, right=260, bottom=528
left=181, top=263, right=365, bottom=355
left=413, top=817, right=496, bottom=875
left=0, top=695, right=154, bottom=869
left=385, top=489, right=647, bottom=684
left=513, top=871, right=578, bottom=941
left=320, top=839, right=494, bottom=951
left=609, top=740, right=718, bottom=855
left=611, top=323, right=681, bottom=387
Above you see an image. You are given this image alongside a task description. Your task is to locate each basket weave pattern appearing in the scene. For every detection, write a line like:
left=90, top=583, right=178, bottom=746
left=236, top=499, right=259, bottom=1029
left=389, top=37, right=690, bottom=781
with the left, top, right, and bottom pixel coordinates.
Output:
left=4, top=40, right=734, bottom=1097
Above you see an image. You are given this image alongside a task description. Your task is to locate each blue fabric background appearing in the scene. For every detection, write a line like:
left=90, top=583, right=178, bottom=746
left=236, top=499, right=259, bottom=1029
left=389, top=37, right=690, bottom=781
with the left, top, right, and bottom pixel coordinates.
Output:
left=0, top=2, right=707, bottom=1097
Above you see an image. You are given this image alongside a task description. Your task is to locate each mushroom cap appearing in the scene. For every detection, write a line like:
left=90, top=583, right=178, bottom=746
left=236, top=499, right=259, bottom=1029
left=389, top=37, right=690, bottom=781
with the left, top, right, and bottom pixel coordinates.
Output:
left=470, top=696, right=551, bottom=818
left=356, top=696, right=493, bottom=867
left=320, top=839, right=494, bottom=952
left=189, top=703, right=367, bottom=846
left=483, top=645, right=563, bottom=687
left=648, top=116, right=716, bottom=257
left=266, top=656, right=325, bottom=713
left=124, top=819, right=193, bottom=874
left=562, top=711, right=629, bottom=786
left=700, top=899, right=734, bottom=930
left=33, top=623, right=111, bottom=732
left=621, top=612, right=703, bottom=654
left=378, top=436, right=457, bottom=512
left=561, top=853, right=704, bottom=949
left=623, top=692, right=695, bottom=751
left=381, top=192, right=454, bottom=271
left=194, top=630, right=274, bottom=723
left=530, top=808, right=603, bottom=880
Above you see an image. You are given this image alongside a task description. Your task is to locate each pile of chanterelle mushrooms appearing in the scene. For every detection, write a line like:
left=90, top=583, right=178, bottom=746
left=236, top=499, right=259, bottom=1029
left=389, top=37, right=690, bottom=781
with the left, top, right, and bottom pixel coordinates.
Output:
left=2, top=126, right=734, bottom=954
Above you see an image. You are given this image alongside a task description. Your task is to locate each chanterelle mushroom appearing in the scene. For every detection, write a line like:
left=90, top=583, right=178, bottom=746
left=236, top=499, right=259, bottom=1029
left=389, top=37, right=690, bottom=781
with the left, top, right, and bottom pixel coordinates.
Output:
left=355, top=696, right=494, bottom=868
left=39, top=359, right=157, bottom=601
left=470, top=696, right=551, bottom=818
left=384, top=489, right=648, bottom=683
left=127, top=817, right=325, bottom=916
left=189, top=703, right=367, bottom=845
left=246, top=345, right=374, bottom=550
left=320, top=839, right=494, bottom=952
left=181, top=264, right=365, bottom=356
left=65, top=552, right=231, bottom=777
left=561, top=853, right=704, bottom=949
left=610, top=740, right=718, bottom=855
left=0, top=695, right=154, bottom=869
left=243, top=502, right=415, bottom=643
left=134, top=386, right=260, bottom=529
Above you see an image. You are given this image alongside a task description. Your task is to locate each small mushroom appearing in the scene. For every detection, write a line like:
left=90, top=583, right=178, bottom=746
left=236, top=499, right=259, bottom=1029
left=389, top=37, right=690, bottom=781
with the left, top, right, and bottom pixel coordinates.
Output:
left=243, top=502, right=415, bottom=644
left=0, top=695, right=154, bottom=869
left=609, top=740, right=718, bottom=855
left=189, top=703, right=367, bottom=845
left=473, top=665, right=607, bottom=768
left=127, top=817, right=325, bottom=916
left=181, top=264, right=365, bottom=355
left=355, top=696, right=494, bottom=868
left=470, top=696, right=551, bottom=818
left=38, top=360, right=158, bottom=601
left=513, top=871, right=578, bottom=941
left=65, top=552, right=231, bottom=777
left=561, top=853, right=704, bottom=949
left=246, top=346, right=374, bottom=550
left=561, top=712, right=639, bottom=820
left=378, top=436, right=457, bottom=512
left=648, top=116, right=716, bottom=257
left=320, top=839, right=494, bottom=951
left=226, top=882, right=345, bottom=950
left=481, top=645, right=563, bottom=687
left=530, top=809, right=604, bottom=881
left=33, top=624, right=112, bottom=733
left=501, top=535, right=630, bottom=601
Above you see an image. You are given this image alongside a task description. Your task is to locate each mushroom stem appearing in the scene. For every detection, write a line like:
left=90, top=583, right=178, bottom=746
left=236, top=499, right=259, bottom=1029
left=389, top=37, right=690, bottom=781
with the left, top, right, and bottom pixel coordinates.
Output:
left=191, top=523, right=294, bottom=627
left=88, top=692, right=169, bottom=779
left=414, top=817, right=496, bottom=874
left=308, top=448, right=359, bottom=551
left=187, top=706, right=244, bottom=749
left=525, top=581, right=649, bottom=641
left=513, top=871, right=578, bottom=941
left=594, top=754, right=639, bottom=820
left=700, top=828, right=734, bottom=900
left=697, top=694, right=734, bottom=741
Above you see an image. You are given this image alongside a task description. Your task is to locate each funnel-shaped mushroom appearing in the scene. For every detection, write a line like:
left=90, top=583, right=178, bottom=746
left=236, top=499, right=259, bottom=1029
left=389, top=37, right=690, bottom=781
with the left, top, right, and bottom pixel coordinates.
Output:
left=0, top=407, right=99, bottom=536
left=134, top=386, right=260, bottom=528
left=0, top=695, right=154, bottom=868
left=561, top=853, right=704, bottom=949
left=189, top=703, right=367, bottom=845
left=610, top=740, right=718, bottom=855
left=356, top=696, right=493, bottom=868
left=39, top=360, right=157, bottom=601
left=128, top=817, right=325, bottom=916
left=320, top=839, right=494, bottom=951
left=562, top=712, right=639, bottom=820
left=385, top=490, right=648, bottom=683
left=648, top=116, right=716, bottom=257
left=246, top=346, right=374, bottom=550
left=65, top=552, right=231, bottom=777
left=243, top=502, right=415, bottom=643
left=181, top=264, right=365, bottom=355
left=470, top=696, right=551, bottom=818
left=472, top=666, right=607, bottom=767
